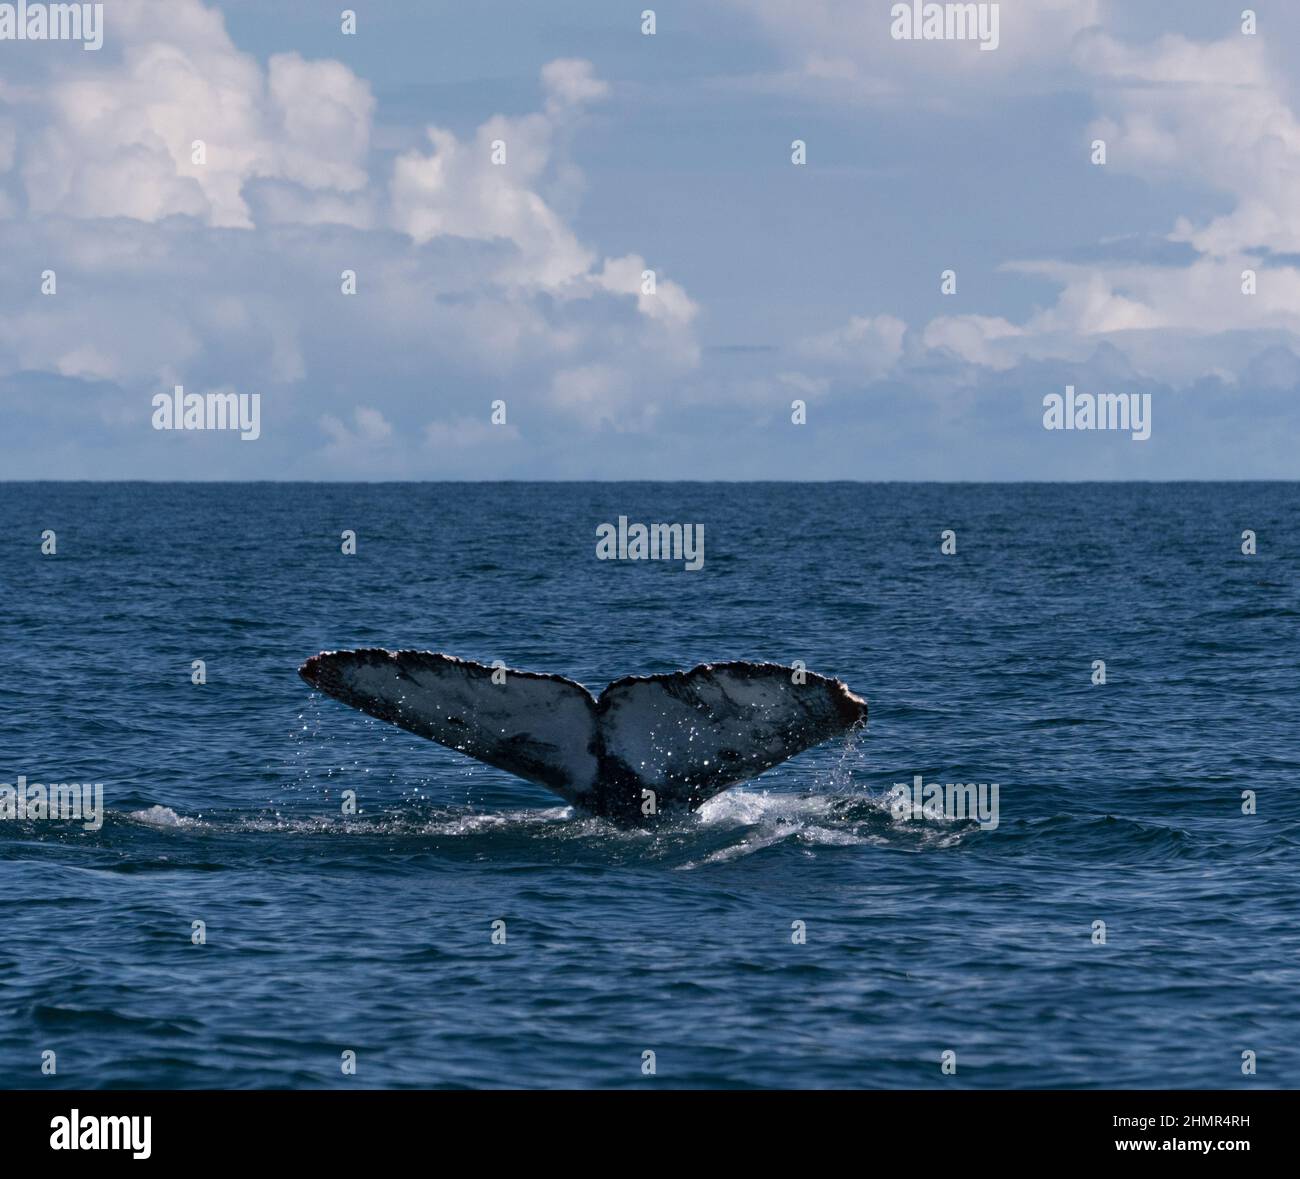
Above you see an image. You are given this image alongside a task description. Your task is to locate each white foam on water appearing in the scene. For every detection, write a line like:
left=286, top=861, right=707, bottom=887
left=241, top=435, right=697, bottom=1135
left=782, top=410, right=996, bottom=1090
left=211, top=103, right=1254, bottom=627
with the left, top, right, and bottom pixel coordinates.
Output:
left=678, top=783, right=978, bottom=868
left=117, top=775, right=976, bottom=866
left=124, top=802, right=579, bottom=838
left=128, top=805, right=201, bottom=829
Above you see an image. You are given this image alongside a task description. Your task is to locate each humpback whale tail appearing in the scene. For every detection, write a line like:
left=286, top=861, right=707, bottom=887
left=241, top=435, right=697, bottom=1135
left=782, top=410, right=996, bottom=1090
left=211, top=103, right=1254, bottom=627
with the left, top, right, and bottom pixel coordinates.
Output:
left=299, top=650, right=867, bottom=823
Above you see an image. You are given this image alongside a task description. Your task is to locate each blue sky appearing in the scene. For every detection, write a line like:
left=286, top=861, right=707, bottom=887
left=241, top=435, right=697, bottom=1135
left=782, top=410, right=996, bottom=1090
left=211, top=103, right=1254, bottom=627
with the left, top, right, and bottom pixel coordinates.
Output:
left=1, top=0, right=1297, bottom=478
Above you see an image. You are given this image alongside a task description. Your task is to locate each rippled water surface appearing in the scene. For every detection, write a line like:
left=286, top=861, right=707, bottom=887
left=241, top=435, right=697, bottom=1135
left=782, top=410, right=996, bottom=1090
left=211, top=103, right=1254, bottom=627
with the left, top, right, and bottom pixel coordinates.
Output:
left=1, top=482, right=1297, bottom=1088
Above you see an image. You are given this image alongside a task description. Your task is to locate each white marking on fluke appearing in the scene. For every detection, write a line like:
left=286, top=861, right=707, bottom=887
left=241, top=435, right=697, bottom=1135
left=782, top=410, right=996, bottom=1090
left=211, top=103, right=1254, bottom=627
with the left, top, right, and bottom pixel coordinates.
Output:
left=299, top=650, right=867, bottom=824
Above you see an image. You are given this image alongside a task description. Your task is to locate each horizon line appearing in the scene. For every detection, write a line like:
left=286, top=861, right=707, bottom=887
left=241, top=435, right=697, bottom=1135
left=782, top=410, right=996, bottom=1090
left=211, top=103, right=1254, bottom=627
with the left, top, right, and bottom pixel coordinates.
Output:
left=1, top=478, right=1297, bottom=486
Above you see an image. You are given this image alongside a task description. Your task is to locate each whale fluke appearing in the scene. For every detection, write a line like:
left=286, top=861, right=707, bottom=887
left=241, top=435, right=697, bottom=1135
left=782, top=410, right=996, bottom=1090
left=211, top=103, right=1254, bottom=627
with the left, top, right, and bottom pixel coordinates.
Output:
left=299, top=650, right=867, bottom=822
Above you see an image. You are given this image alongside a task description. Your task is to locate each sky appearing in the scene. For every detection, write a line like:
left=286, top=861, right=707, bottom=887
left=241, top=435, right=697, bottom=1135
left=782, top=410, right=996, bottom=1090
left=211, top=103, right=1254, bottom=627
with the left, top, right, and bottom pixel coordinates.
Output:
left=0, top=0, right=1297, bottom=479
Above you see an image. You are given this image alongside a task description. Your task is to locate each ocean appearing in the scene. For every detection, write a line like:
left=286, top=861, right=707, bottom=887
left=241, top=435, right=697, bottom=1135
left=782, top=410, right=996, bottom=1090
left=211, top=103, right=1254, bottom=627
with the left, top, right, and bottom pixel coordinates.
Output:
left=1, top=481, right=1296, bottom=1089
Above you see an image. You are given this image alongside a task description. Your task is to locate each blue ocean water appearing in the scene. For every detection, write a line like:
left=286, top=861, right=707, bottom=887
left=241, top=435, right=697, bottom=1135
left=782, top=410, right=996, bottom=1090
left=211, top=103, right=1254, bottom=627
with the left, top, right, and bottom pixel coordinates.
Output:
left=0, top=481, right=1296, bottom=1090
